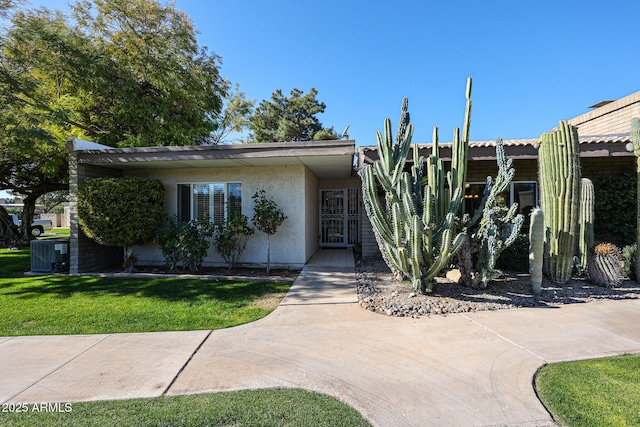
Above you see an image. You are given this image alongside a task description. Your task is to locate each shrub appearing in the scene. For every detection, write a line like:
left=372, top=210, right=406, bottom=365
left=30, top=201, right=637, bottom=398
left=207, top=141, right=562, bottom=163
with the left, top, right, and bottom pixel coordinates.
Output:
left=622, top=244, right=637, bottom=280
left=180, top=217, right=215, bottom=273
left=212, top=213, right=254, bottom=269
left=495, top=233, right=529, bottom=273
left=78, top=177, right=165, bottom=271
left=156, top=216, right=214, bottom=273
left=592, top=171, right=636, bottom=246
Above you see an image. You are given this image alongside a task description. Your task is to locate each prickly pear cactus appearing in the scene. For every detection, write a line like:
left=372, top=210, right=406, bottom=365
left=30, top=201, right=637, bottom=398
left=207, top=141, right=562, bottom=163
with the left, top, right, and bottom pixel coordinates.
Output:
left=587, top=242, right=624, bottom=287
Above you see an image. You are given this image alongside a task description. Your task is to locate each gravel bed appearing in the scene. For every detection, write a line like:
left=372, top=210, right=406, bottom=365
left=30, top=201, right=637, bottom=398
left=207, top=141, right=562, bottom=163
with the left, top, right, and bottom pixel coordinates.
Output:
left=357, top=258, right=640, bottom=318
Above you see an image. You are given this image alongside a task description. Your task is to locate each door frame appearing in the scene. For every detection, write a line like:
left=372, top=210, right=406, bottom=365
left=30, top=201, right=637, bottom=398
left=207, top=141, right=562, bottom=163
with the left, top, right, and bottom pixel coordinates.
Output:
left=319, top=188, right=360, bottom=248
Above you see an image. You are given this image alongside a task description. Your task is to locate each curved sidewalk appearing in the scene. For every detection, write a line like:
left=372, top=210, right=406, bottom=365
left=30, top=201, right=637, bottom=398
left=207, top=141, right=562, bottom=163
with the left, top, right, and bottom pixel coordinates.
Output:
left=2, top=254, right=640, bottom=426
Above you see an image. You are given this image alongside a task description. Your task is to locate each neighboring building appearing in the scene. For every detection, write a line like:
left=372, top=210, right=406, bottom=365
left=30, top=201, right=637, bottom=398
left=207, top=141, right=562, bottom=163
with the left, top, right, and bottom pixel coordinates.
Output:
left=567, top=91, right=640, bottom=135
left=67, top=91, right=639, bottom=272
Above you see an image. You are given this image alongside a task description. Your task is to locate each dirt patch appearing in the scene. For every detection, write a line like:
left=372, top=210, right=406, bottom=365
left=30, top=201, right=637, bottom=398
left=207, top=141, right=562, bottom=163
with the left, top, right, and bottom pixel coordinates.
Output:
left=249, top=292, right=289, bottom=309
left=357, top=258, right=640, bottom=318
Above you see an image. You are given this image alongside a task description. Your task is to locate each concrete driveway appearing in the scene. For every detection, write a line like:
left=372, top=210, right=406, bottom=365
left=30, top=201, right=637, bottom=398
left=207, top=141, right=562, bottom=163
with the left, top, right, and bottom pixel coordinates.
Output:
left=2, top=254, right=640, bottom=426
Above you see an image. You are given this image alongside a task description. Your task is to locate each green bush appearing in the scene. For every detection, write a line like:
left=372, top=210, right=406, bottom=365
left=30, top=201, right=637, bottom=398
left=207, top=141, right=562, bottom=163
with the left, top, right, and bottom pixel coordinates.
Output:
left=78, top=177, right=165, bottom=270
left=213, top=213, right=254, bottom=269
left=592, top=171, right=636, bottom=246
left=495, top=233, right=529, bottom=273
left=156, top=216, right=214, bottom=273
left=622, top=244, right=636, bottom=280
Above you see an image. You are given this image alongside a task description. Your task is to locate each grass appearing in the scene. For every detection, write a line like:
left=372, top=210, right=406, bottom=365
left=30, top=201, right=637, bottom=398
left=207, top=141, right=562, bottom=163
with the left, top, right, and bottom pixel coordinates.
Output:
left=0, top=388, right=372, bottom=426
left=38, top=227, right=70, bottom=239
left=535, top=354, right=640, bottom=426
left=0, top=247, right=370, bottom=426
left=0, top=247, right=291, bottom=335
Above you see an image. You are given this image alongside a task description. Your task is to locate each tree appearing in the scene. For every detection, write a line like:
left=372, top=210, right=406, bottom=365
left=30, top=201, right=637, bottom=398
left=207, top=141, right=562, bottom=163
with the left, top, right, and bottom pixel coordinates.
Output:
left=249, top=88, right=336, bottom=142
left=209, top=82, right=255, bottom=144
left=252, top=190, right=286, bottom=274
left=0, top=0, right=226, bottom=241
left=77, top=177, right=165, bottom=271
left=40, top=191, right=69, bottom=213
left=71, top=0, right=226, bottom=147
left=0, top=8, right=89, bottom=240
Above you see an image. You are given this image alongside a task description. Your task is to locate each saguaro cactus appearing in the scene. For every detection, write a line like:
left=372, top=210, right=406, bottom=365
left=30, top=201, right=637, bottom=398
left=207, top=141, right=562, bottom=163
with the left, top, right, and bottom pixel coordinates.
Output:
left=537, top=121, right=581, bottom=284
left=577, top=178, right=594, bottom=273
left=359, top=78, right=472, bottom=293
left=529, top=208, right=545, bottom=295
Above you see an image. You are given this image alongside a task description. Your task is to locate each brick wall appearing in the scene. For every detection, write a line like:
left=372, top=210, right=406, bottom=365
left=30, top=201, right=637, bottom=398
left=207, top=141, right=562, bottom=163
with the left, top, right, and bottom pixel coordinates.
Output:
left=581, top=157, right=635, bottom=178
left=361, top=212, right=381, bottom=259
left=569, top=93, right=640, bottom=136
left=466, top=159, right=538, bottom=182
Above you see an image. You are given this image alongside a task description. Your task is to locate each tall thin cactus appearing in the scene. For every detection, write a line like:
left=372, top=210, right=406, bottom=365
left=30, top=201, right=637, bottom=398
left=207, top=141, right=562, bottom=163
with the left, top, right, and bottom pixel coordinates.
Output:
left=529, top=208, right=545, bottom=295
left=577, top=177, right=594, bottom=274
left=359, top=78, right=472, bottom=293
left=630, top=118, right=640, bottom=281
left=537, top=121, right=581, bottom=284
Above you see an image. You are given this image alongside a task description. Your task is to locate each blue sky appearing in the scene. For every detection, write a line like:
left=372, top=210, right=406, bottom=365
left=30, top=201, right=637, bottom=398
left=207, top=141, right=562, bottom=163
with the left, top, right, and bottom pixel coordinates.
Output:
left=18, top=0, right=640, bottom=146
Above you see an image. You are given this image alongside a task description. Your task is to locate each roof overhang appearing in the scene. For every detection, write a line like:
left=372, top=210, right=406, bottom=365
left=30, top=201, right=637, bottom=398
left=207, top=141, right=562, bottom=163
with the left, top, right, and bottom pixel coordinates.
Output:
left=357, top=134, right=634, bottom=166
left=71, top=139, right=356, bottom=180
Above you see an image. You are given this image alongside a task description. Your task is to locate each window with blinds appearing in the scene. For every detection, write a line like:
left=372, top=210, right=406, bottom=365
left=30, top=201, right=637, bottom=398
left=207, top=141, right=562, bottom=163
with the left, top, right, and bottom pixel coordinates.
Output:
left=177, top=182, right=242, bottom=223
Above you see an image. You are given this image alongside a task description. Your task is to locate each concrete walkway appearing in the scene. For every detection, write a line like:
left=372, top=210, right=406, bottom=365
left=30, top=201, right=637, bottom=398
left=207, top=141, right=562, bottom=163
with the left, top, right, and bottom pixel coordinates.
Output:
left=2, top=250, right=640, bottom=426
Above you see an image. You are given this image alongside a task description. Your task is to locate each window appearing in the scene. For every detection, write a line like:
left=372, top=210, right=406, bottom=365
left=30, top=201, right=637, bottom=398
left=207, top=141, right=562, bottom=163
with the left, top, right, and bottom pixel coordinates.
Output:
left=177, top=183, right=242, bottom=223
left=463, top=181, right=538, bottom=226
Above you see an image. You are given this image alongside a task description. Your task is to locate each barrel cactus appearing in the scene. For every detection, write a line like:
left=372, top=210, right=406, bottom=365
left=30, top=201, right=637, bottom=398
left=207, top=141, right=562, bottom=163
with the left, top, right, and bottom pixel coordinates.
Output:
left=587, top=242, right=624, bottom=287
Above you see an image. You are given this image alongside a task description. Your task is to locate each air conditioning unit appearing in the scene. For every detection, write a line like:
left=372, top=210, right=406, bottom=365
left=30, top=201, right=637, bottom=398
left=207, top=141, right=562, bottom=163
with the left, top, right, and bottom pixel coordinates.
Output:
left=30, top=239, right=70, bottom=273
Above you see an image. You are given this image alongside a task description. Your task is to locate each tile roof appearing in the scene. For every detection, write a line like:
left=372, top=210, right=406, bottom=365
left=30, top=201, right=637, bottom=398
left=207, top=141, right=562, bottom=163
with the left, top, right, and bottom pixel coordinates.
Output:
left=405, top=133, right=632, bottom=150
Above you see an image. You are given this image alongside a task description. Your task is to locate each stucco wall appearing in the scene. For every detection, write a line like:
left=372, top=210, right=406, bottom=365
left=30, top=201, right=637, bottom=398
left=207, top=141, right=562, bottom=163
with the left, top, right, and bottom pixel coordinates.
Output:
left=304, top=168, right=319, bottom=261
left=126, top=165, right=309, bottom=268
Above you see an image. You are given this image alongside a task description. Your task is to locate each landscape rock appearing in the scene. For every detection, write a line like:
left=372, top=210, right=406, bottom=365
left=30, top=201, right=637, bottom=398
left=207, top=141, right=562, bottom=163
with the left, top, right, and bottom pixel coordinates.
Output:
left=356, top=258, right=640, bottom=319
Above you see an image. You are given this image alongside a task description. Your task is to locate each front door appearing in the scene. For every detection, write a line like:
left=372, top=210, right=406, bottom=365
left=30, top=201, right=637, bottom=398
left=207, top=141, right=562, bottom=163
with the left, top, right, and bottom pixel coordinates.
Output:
left=320, top=189, right=359, bottom=247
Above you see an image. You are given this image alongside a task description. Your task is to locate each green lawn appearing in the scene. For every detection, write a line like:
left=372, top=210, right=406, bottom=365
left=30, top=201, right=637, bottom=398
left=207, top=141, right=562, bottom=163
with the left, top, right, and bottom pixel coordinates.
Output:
left=0, top=248, right=291, bottom=335
left=0, top=388, right=371, bottom=426
left=535, top=354, right=640, bottom=427
left=0, top=249, right=370, bottom=426
left=39, top=227, right=70, bottom=239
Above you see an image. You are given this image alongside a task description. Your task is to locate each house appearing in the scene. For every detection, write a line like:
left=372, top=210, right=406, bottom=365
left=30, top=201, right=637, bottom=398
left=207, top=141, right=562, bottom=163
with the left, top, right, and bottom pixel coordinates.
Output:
left=67, top=91, right=639, bottom=273
left=67, top=139, right=360, bottom=274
